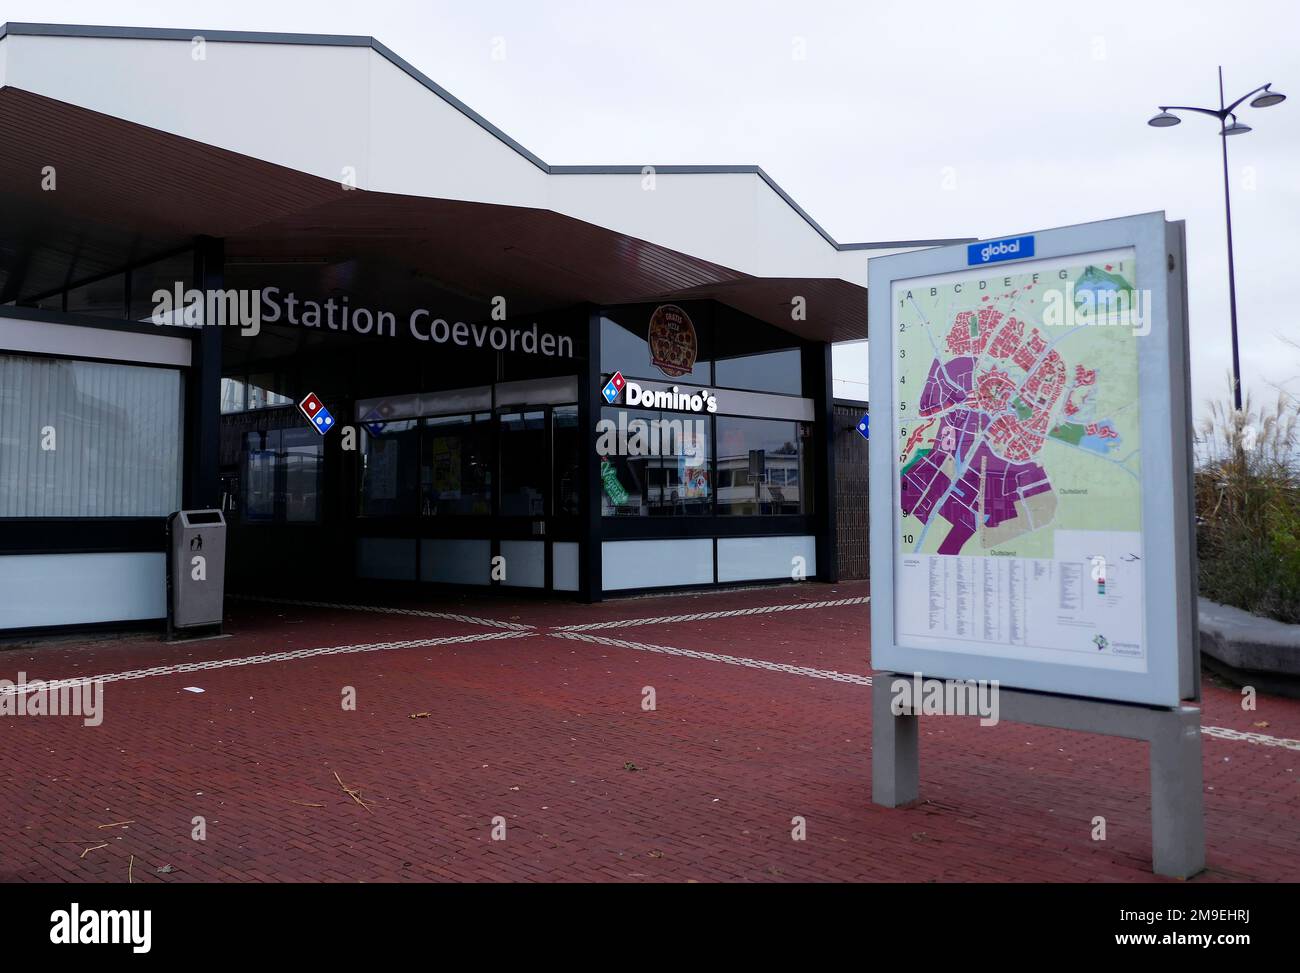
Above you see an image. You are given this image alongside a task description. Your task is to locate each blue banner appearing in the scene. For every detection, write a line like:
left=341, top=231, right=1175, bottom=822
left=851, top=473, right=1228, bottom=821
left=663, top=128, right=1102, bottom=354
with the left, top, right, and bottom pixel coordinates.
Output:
left=967, top=235, right=1035, bottom=266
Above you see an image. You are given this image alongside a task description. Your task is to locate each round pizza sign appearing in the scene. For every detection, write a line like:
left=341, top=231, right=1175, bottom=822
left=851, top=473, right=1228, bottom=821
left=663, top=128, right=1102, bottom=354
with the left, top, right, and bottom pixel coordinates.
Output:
left=647, top=304, right=698, bottom=378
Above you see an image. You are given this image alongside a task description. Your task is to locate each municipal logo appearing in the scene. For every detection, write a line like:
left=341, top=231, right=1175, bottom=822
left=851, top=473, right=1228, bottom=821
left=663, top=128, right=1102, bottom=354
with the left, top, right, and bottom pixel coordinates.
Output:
left=602, top=371, right=626, bottom=404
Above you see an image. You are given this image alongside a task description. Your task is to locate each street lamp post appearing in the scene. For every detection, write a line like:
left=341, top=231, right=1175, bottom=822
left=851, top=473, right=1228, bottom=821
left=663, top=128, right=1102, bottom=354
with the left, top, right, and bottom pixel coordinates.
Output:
left=1148, top=68, right=1286, bottom=412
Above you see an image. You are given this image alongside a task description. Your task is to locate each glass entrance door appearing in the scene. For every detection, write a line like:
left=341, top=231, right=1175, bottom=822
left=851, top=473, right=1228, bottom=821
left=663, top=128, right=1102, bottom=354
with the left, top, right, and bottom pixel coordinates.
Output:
left=498, top=410, right=548, bottom=517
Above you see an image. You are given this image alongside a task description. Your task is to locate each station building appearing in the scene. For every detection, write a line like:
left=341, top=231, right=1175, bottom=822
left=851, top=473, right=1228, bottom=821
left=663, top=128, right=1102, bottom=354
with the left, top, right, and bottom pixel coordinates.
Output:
left=0, top=23, right=965, bottom=631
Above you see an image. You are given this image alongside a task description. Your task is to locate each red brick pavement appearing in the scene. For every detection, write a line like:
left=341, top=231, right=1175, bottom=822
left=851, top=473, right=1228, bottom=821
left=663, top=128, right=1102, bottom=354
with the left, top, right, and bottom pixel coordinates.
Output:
left=1, top=581, right=1297, bottom=883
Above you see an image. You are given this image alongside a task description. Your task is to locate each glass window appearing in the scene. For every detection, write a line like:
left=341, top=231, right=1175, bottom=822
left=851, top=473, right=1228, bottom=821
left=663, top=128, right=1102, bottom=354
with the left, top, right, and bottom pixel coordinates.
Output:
left=247, top=373, right=292, bottom=410
left=243, top=432, right=277, bottom=523
left=241, top=428, right=322, bottom=524
left=220, top=378, right=246, bottom=414
left=714, top=348, right=802, bottom=395
left=0, top=355, right=182, bottom=517
left=600, top=307, right=711, bottom=384
left=15, top=293, right=62, bottom=312
left=421, top=413, right=493, bottom=516
left=499, top=411, right=548, bottom=516
left=130, top=251, right=194, bottom=323
left=65, top=273, right=126, bottom=319
left=715, top=417, right=812, bottom=516
left=282, top=428, right=323, bottom=523
left=712, top=303, right=803, bottom=394
left=359, top=420, right=419, bottom=517
left=552, top=405, right=580, bottom=516
left=600, top=407, right=711, bottom=517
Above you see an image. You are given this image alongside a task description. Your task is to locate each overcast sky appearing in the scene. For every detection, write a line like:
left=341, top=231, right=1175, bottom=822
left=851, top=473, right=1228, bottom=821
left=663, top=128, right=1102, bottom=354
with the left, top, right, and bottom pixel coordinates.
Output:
left=6, top=0, right=1297, bottom=419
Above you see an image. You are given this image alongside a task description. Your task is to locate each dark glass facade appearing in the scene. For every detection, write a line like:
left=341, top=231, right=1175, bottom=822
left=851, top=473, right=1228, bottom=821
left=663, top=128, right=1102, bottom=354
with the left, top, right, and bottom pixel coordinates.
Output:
left=600, top=301, right=807, bottom=396
left=206, top=297, right=831, bottom=597
left=599, top=407, right=712, bottom=517
left=596, top=301, right=815, bottom=523
left=715, top=416, right=813, bottom=516
left=421, top=413, right=494, bottom=516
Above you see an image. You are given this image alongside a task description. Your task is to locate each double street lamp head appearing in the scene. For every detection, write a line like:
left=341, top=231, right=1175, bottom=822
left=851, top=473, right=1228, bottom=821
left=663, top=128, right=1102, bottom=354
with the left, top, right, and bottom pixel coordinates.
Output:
left=1147, top=82, right=1285, bottom=131
left=1146, top=74, right=1286, bottom=414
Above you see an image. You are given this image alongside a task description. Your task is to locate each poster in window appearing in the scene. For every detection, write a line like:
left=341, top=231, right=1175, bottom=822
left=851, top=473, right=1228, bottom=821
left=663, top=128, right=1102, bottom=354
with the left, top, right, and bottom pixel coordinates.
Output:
left=367, top=438, right=398, bottom=500
left=648, top=304, right=698, bottom=378
left=678, top=424, right=710, bottom=500
left=600, top=458, right=629, bottom=507
left=429, top=436, right=462, bottom=499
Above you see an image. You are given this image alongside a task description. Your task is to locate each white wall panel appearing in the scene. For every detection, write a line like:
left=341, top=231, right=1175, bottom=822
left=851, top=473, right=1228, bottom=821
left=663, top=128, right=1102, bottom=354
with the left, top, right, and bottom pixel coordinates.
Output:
left=0, top=553, right=165, bottom=629
left=717, top=536, right=816, bottom=583
left=366, top=52, right=547, bottom=206
left=0, top=314, right=191, bottom=367
left=7, top=35, right=373, bottom=187
left=1, top=32, right=873, bottom=286
left=499, top=540, right=545, bottom=588
left=602, top=538, right=713, bottom=592
left=552, top=542, right=579, bottom=592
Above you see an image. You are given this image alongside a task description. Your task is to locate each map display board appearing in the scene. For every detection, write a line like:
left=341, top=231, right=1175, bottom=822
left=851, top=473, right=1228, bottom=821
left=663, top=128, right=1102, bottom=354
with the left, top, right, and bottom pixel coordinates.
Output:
left=868, top=213, right=1197, bottom=706
left=894, top=246, right=1144, bottom=671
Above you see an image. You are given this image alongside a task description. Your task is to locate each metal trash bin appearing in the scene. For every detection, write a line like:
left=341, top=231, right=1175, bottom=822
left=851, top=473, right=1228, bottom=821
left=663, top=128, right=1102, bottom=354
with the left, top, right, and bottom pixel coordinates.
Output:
left=166, top=509, right=227, bottom=637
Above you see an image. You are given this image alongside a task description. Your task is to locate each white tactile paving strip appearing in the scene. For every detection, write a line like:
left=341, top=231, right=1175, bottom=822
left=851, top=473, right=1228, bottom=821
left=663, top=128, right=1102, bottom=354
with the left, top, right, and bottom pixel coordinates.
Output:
left=230, top=593, right=535, bottom=630
left=550, top=630, right=873, bottom=685
left=551, top=628, right=1300, bottom=752
left=0, top=630, right=533, bottom=696
left=551, top=596, right=872, bottom=632
left=6, top=593, right=1298, bottom=752
left=1199, top=724, right=1300, bottom=751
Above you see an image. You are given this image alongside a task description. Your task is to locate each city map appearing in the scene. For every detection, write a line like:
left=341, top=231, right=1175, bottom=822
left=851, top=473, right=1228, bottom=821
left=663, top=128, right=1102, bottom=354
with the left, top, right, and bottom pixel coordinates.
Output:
left=891, top=247, right=1147, bottom=671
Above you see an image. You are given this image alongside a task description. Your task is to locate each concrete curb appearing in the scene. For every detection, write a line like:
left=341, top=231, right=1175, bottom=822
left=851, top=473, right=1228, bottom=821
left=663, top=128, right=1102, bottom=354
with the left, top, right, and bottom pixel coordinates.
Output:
left=1199, top=597, right=1300, bottom=692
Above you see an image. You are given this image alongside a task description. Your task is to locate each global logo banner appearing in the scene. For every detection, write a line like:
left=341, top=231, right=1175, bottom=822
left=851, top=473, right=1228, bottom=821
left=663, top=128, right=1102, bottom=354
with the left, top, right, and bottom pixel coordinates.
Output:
left=967, top=234, right=1035, bottom=266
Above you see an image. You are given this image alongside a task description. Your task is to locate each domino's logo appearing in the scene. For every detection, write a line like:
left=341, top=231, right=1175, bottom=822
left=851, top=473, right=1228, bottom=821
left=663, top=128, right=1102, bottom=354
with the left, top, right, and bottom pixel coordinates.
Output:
left=602, top=371, right=626, bottom=404
left=967, top=234, right=1035, bottom=266
left=298, top=392, right=336, bottom=435
left=362, top=400, right=396, bottom=436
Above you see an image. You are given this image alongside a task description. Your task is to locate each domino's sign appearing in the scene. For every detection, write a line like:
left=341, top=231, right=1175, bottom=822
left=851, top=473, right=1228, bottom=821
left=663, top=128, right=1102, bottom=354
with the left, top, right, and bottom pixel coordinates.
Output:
left=601, top=371, right=626, bottom=404
left=298, top=392, right=336, bottom=435
left=601, top=372, right=718, bottom=414
left=967, top=234, right=1035, bottom=266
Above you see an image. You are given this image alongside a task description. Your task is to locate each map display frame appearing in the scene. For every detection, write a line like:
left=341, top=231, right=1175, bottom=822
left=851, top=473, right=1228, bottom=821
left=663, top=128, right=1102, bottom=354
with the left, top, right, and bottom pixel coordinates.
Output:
left=868, top=213, right=1198, bottom=706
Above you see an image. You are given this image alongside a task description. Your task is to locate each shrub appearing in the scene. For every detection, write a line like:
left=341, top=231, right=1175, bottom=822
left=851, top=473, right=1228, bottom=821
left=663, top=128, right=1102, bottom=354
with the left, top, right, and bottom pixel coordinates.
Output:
left=1194, top=382, right=1300, bottom=624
